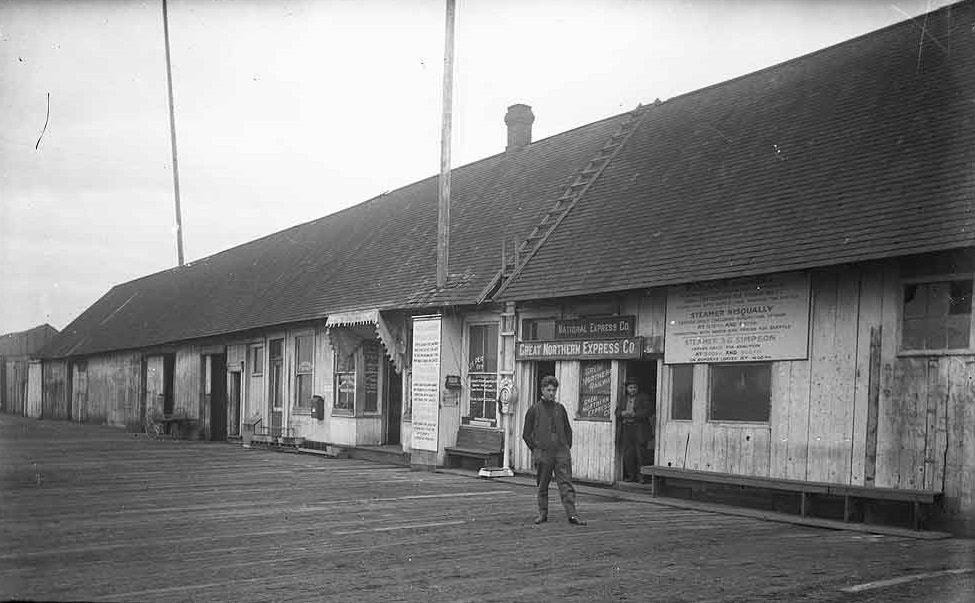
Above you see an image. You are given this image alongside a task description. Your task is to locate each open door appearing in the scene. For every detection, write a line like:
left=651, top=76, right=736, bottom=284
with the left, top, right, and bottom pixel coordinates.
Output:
left=383, top=357, right=402, bottom=445
left=209, top=354, right=228, bottom=441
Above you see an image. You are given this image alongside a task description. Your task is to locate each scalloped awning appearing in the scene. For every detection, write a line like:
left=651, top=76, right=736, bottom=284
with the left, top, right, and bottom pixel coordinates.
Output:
left=325, top=309, right=407, bottom=373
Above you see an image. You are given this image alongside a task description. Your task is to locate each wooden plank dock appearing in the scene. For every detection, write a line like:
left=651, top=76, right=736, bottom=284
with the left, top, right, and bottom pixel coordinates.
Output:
left=1, top=415, right=971, bottom=602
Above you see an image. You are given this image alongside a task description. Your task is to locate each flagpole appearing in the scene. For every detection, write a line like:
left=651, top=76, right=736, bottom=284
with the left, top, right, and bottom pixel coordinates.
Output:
left=162, top=0, right=185, bottom=267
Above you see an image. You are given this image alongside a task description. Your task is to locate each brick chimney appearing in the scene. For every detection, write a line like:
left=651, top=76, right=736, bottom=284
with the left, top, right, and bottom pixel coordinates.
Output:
left=504, top=104, right=535, bottom=151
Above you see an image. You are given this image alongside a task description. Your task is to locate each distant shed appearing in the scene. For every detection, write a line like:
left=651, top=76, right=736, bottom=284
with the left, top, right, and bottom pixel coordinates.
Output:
left=0, top=324, right=59, bottom=416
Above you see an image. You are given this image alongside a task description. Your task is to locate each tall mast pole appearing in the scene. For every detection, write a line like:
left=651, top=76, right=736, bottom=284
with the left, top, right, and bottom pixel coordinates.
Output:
left=162, top=0, right=185, bottom=267
left=437, top=0, right=456, bottom=288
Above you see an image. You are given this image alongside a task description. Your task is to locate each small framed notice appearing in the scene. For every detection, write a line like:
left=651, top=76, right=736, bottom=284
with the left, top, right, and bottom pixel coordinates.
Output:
left=578, top=360, right=612, bottom=420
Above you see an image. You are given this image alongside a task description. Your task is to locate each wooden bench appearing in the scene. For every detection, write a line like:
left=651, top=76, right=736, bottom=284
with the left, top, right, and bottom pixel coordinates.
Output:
left=641, top=466, right=941, bottom=530
left=444, top=425, right=503, bottom=469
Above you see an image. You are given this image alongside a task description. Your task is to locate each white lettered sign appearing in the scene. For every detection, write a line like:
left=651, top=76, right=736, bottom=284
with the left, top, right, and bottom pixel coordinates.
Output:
left=665, top=273, right=810, bottom=363
left=410, top=316, right=441, bottom=451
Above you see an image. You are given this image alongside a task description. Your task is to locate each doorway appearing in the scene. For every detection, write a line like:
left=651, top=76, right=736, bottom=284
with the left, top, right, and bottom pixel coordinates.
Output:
left=532, top=361, right=557, bottom=403
left=163, top=354, right=175, bottom=415
left=228, top=370, right=242, bottom=438
left=383, top=358, right=402, bottom=445
left=209, top=354, right=228, bottom=441
left=268, top=339, right=284, bottom=437
left=622, top=359, right=658, bottom=467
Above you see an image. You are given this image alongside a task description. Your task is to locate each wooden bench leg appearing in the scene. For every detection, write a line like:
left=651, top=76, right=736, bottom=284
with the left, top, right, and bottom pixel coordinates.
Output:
left=843, top=495, right=851, bottom=523
left=800, top=492, right=807, bottom=518
left=912, top=500, right=921, bottom=531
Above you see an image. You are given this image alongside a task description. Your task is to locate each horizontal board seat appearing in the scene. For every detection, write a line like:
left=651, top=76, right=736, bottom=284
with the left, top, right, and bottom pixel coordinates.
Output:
left=640, top=466, right=942, bottom=530
left=444, top=425, right=503, bottom=468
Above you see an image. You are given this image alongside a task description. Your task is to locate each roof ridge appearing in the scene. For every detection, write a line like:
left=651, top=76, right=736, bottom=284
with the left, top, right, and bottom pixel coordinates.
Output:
left=649, top=0, right=964, bottom=110
left=484, top=103, right=652, bottom=302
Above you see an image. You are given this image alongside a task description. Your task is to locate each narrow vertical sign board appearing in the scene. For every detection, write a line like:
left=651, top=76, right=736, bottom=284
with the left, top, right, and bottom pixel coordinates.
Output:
left=411, top=316, right=442, bottom=452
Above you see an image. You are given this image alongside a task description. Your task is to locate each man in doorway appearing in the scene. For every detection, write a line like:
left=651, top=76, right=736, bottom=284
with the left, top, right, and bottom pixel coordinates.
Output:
left=522, top=375, right=586, bottom=526
left=616, top=377, right=653, bottom=482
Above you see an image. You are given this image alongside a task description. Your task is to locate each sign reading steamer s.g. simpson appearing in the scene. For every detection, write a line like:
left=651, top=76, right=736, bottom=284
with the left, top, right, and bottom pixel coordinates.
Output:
left=665, top=273, right=810, bottom=364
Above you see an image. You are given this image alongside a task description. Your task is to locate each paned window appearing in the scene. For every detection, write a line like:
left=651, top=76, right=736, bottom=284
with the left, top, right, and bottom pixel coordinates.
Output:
left=334, top=349, right=356, bottom=414
left=902, top=279, right=972, bottom=351
left=468, top=324, right=499, bottom=420
left=294, top=334, right=314, bottom=409
left=671, top=364, right=693, bottom=420
left=521, top=318, right=556, bottom=341
left=709, top=363, right=771, bottom=422
left=250, top=345, right=264, bottom=376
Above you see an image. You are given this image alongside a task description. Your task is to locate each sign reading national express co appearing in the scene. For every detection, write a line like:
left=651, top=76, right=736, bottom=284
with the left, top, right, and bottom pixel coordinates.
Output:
left=516, top=337, right=644, bottom=361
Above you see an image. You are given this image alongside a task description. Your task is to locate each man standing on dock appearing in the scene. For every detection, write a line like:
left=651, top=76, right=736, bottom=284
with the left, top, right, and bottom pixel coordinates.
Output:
left=522, top=375, right=586, bottom=526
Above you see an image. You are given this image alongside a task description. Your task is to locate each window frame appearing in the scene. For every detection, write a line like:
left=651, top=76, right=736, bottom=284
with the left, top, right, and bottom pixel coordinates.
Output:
left=466, top=322, right=500, bottom=423
left=899, top=273, right=974, bottom=356
left=250, top=345, right=264, bottom=377
left=670, top=364, right=694, bottom=421
left=708, top=362, right=772, bottom=424
left=293, top=333, right=315, bottom=411
left=333, top=347, right=357, bottom=416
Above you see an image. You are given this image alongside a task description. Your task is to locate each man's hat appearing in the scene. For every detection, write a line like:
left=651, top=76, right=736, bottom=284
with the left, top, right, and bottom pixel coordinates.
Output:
left=624, top=377, right=638, bottom=386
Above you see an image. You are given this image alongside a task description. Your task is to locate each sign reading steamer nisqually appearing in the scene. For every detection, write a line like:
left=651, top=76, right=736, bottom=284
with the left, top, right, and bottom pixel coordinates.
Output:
left=665, top=273, right=810, bottom=363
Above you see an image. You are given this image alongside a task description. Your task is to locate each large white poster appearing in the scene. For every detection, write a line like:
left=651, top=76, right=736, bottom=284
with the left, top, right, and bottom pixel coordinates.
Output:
left=410, top=315, right=441, bottom=452
left=665, top=272, right=810, bottom=363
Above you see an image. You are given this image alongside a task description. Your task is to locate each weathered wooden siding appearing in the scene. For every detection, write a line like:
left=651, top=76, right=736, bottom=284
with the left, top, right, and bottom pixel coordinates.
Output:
left=512, top=360, right=534, bottom=473
left=290, top=326, right=331, bottom=443
left=42, top=360, right=69, bottom=420
left=560, top=360, right=617, bottom=483
left=245, top=342, right=265, bottom=424
left=26, top=361, right=42, bottom=418
left=145, top=356, right=165, bottom=418
left=805, top=270, right=860, bottom=483
left=652, top=258, right=975, bottom=532
left=435, top=314, right=464, bottom=466
left=71, top=362, right=89, bottom=423
left=174, top=346, right=202, bottom=421
left=509, top=358, right=618, bottom=483
left=3, top=359, right=29, bottom=416
left=84, top=352, right=142, bottom=428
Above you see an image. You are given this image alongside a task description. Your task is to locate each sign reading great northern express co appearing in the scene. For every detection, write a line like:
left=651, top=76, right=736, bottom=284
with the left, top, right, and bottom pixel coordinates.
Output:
left=516, top=337, right=644, bottom=361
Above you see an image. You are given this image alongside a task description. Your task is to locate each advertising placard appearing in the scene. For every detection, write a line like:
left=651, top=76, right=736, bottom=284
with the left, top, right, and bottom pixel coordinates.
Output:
left=665, top=273, right=810, bottom=363
left=410, top=316, right=441, bottom=451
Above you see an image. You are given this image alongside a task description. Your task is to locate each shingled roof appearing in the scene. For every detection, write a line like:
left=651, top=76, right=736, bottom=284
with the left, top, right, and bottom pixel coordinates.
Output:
left=42, top=112, right=624, bottom=358
left=497, top=0, right=975, bottom=301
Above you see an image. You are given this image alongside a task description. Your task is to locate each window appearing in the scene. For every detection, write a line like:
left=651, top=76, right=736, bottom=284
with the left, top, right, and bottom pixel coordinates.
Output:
left=334, top=349, right=356, bottom=414
left=902, top=278, right=972, bottom=351
left=709, top=363, right=771, bottom=422
left=294, top=334, right=314, bottom=409
left=362, top=340, right=380, bottom=413
left=671, top=364, right=693, bottom=420
left=468, top=323, right=499, bottom=420
left=250, top=345, right=264, bottom=376
left=521, top=318, right=555, bottom=341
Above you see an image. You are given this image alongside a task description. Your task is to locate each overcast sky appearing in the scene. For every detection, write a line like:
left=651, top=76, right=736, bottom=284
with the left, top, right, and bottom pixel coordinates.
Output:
left=0, top=0, right=944, bottom=336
